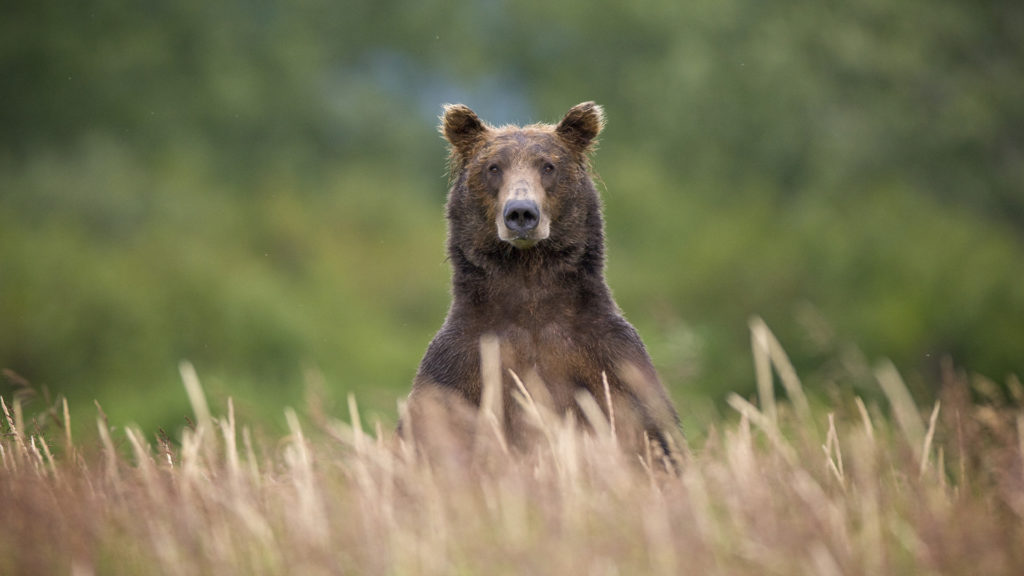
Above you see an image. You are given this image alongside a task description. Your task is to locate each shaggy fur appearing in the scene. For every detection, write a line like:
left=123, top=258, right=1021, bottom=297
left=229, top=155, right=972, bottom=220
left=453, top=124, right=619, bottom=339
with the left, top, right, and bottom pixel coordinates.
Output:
left=403, top=102, right=682, bottom=463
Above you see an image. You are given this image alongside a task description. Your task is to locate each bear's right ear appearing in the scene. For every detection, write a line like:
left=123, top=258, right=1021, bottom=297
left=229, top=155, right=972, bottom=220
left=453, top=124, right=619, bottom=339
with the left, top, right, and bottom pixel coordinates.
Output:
left=441, top=104, right=489, bottom=162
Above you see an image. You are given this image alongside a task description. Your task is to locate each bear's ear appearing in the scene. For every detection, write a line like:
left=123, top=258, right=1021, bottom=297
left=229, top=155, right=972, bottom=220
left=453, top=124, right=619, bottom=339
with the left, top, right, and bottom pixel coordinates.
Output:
left=556, top=101, right=605, bottom=153
left=441, top=104, right=489, bottom=160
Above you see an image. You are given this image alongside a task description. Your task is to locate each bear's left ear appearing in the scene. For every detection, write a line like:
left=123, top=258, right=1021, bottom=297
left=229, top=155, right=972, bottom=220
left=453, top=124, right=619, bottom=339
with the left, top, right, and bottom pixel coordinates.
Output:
left=556, top=101, right=605, bottom=153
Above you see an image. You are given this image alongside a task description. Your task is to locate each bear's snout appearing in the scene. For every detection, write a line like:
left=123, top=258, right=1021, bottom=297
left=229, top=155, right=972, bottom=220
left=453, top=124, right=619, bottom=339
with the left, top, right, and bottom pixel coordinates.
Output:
left=503, top=199, right=540, bottom=234
left=494, top=169, right=550, bottom=248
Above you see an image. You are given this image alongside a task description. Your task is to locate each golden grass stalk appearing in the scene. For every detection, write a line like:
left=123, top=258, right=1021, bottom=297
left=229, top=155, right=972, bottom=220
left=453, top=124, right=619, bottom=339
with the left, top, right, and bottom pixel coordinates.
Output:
left=509, top=368, right=557, bottom=455
left=750, top=316, right=778, bottom=425
left=727, top=392, right=798, bottom=465
left=95, top=401, right=120, bottom=485
left=823, top=412, right=845, bottom=487
left=574, top=389, right=613, bottom=441
left=750, top=316, right=812, bottom=425
left=854, top=395, right=876, bottom=444
left=478, top=333, right=506, bottom=451
left=221, top=397, right=240, bottom=489
left=876, top=360, right=926, bottom=460
left=1, top=396, right=27, bottom=465
left=125, top=427, right=160, bottom=501
left=179, top=360, right=212, bottom=433
left=36, top=435, right=59, bottom=482
left=602, top=371, right=618, bottom=445
left=63, top=396, right=73, bottom=453
left=284, top=407, right=329, bottom=547
left=919, top=400, right=941, bottom=478
left=347, top=392, right=365, bottom=454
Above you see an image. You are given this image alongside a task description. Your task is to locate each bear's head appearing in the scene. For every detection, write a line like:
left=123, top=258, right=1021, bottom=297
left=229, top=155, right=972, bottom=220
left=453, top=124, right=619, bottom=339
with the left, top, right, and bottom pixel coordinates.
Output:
left=441, top=102, right=606, bottom=270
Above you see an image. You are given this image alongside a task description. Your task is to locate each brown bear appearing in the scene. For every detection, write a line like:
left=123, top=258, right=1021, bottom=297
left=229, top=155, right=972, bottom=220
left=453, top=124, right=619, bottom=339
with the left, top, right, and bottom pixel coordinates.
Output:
left=402, top=102, right=682, bottom=465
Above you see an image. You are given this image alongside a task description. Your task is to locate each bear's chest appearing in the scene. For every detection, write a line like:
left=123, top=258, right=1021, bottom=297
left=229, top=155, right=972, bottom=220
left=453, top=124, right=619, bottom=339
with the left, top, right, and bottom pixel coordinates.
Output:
left=456, top=270, right=615, bottom=405
left=493, top=320, right=605, bottom=409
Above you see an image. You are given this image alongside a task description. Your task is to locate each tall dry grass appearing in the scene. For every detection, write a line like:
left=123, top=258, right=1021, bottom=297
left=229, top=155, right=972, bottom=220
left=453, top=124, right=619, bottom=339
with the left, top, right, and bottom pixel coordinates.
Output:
left=2, top=320, right=1023, bottom=575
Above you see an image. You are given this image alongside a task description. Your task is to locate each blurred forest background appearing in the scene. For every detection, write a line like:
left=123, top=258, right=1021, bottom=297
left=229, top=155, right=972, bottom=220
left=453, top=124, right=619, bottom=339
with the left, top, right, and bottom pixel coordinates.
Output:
left=2, top=0, right=1022, bottom=438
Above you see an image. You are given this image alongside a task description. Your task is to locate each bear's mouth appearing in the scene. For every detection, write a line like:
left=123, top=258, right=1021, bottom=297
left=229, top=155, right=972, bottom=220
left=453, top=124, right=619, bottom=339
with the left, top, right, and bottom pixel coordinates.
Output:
left=507, top=235, right=540, bottom=249
left=498, top=223, right=549, bottom=249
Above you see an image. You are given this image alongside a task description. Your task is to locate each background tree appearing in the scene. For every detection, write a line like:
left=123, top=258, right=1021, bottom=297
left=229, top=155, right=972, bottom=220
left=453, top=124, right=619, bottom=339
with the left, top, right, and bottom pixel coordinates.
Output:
left=2, top=0, right=1021, bottom=435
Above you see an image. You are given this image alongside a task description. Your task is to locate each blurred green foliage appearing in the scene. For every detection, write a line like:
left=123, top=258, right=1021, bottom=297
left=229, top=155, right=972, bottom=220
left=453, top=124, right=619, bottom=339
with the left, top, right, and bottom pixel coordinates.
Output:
left=2, top=0, right=1022, bottom=437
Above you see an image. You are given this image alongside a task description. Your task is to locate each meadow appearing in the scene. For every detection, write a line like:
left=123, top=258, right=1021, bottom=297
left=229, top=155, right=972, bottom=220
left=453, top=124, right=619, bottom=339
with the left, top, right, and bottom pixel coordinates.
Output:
left=3, top=321, right=1021, bottom=576
left=4, top=3, right=1023, bottom=573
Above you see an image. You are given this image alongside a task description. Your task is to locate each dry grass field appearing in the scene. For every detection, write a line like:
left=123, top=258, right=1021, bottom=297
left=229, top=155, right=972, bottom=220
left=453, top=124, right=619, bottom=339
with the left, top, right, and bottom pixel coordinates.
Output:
left=2, top=322, right=1023, bottom=575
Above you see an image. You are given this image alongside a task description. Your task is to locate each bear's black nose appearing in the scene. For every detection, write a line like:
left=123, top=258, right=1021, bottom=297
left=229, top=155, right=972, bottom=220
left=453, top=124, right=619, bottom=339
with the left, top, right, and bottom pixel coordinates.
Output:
left=503, top=199, right=540, bottom=233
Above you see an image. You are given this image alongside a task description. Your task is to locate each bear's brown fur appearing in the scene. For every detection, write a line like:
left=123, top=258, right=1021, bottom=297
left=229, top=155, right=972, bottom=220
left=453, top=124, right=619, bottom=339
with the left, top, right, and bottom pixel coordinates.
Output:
left=403, top=102, right=682, bottom=464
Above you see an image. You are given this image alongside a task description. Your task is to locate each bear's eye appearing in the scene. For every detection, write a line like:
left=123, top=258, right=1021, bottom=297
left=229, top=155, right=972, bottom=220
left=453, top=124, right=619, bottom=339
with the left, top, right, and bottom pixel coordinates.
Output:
left=487, top=164, right=501, bottom=175
left=542, top=162, right=555, bottom=175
